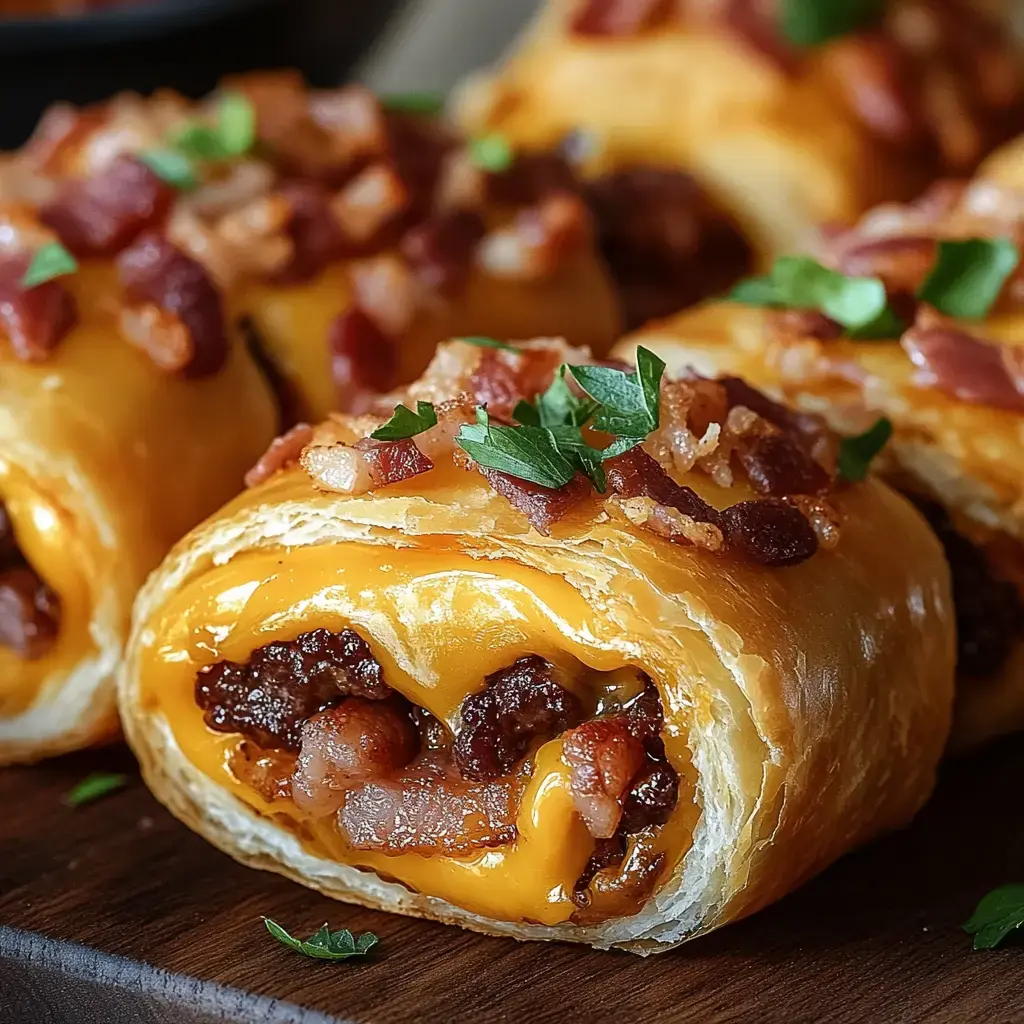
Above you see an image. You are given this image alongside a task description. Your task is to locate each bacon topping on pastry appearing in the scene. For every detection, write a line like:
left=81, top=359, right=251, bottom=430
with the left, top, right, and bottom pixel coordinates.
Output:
left=0, top=502, right=60, bottom=660
left=401, top=209, right=487, bottom=295
left=244, top=422, right=315, bottom=489
left=117, top=233, right=228, bottom=378
left=482, top=469, right=593, bottom=535
left=901, top=318, right=1024, bottom=414
left=570, top=0, right=675, bottom=37
left=41, top=155, right=174, bottom=257
left=0, top=251, right=77, bottom=361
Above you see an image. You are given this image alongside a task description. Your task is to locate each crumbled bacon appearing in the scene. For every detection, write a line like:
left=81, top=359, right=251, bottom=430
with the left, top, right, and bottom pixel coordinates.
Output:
left=735, top=433, right=831, bottom=497
left=337, top=751, right=525, bottom=855
left=330, top=163, right=408, bottom=246
left=0, top=565, right=60, bottom=660
left=486, top=152, right=579, bottom=208
left=328, top=307, right=398, bottom=410
left=563, top=716, right=646, bottom=839
left=41, top=156, right=174, bottom=257
left=352, top=437, right=434, bottom=486
left=609, top=495, right=724, bottom=551
left=228, top=742, right=296, bottom=803
left=901, top=320, right=1024, bottom=413
left=468, top=343, right=577, bottom=419
left=400, top=209, right=487, bottom=295
left=117, top=233, right=228, bottom=378
left=0, top=252, right=77, bottom=361
left=832, top=234, right=937, bottom=296
left=273, top=180, right=348, bottom=283
left=307, top=85, right=390, bottom=166
left=348, top=256, right=418, bottom=339
left=570, top=0, right=675, bottom=36
left=453, top=655, right=583, bottom=781
left=290, top=698, right=418, bottom=817
left=768, top=309, right=844, bottom=344
left=244, top=423, right=314, bottom=489
left=195, top=627, right=391, bottom=752
left=721, top=498, right=819, bottom=567
left=483, top=470, right=592, bottom=535
left=301, top=441, right=374, bottom=495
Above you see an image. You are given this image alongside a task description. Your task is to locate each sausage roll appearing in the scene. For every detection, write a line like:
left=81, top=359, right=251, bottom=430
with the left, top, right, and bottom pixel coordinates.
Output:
left=120, top=336, right=954, bottom=951
left=0, top=211, right=278, bottom=763
left=3, top=72, right=622, bottom=422
left=613, top=149, right=1024, bottom=747
left=457, top=0, right=1024, bottom=327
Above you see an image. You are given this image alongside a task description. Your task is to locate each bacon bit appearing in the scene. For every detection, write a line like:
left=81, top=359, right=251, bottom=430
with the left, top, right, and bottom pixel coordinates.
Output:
left=186, top=160, right=276, bottom=220
left=477, top=192, right=591, bottom=281
left=24, top=102, right=101, bottom=173
left=483, top=469, right=592, bottom=535
left=721, top=499, right=819, bottom=567
left=719, top=376, right=825, bottom=442
left=245, top=423, right=314, bottom=489
left=330, top=163, right=408, bottom=245
left=787, top=495, right=842, bottom=551
left=40, top=156, right=174, bottom=258
left=826, top=33, right=921, bottom=148
left=273, top=180, right=348, bottom=283
left=337, top=750, right=525, bottom=855
left=605, top=447, right=724, bottom=528
left=0, top=252, right=77, bottom=361
left=468, top=342, right=578, bottom=419
left=0, top=565, right=60, bottom=659
left=608, top=495, right=724, bottom=552
left=307, top=85, right=389, bottom=164
left=352, top=437, right=434, bottom=486
left=414, top=398, right=475, bottom=462
left=328, top=307, right=398, bottom=410
left=563, top=716, right=646, bottom=839
left=348, top=256, right=418, bottom=339
left=401, top=209, right=486, bottom=295
left=212, top=194, right=294, bottom=282
left=453, top=655, right=583, bottom=781
left=387, top=114, right=458, bottom=222
left=301, top=442, right=374, bottom=495
left=768, top=309, right=844, bottom=343
left=435, top=149, right=488, bottom=211
left=570, top=0, right=674, bottom=36
left=834, top=234, right=937, bottom=296
left=486, top=152, right=579, bottom=208
left=117, top=233, right=228, bottom=379
left=901, top=322, right=1024, bottom=413
left=291, top=698, right=418, bottom=817
left=228, top=742, right=296, bottom=803
left=735, top=434, right=831, bottom=497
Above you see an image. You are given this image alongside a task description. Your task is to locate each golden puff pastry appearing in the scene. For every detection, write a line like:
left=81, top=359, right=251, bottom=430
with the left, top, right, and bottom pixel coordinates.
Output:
left=120, top=336, right=954, bottom=951
left=0, top=250, right=277, bottom=764
left=4, top=71, right=622, bottom=423
left=613, top=150, right=1024, bottom=746
left=457, top=0, right=1024, bottom=326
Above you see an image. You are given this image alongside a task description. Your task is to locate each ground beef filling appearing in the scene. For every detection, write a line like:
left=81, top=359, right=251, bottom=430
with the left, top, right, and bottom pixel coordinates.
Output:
left=913, top=498, right=1024, bottom=679
left=0, top=500, right=60, bottom=660
left=197, top=629, right=680, bottom=912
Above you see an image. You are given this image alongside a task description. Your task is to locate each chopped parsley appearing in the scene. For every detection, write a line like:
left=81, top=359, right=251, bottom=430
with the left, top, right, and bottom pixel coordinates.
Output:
left=467, top=134, right=514, bottom=174
left=780, top=0, right=885, bottom=47
left=460, top=336, right=520, bottom=352
left=137, top=147, right=198, bottom=191
left=63, top=772, right=127, bottom=808
left=370, top=401, right=438, bottom=441
left=22, top=242, right=78, bottom=289
left=964, top=886, right=1024, bottom=951
left=917, top=238, right=1020, bottom=320
left=264, top=919, right=378, bottom=961
left=381, top=92, right=446, bottom=116
left=837, top=417, right=892, bottom=482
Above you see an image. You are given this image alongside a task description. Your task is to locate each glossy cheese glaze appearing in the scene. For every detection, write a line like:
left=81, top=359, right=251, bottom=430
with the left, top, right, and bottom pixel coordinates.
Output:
left=137, top=543, right=698, bottom=925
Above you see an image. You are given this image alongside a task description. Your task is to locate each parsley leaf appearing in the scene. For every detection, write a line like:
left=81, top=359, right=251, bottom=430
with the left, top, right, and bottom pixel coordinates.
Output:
left=22, top=242, right=78, bottom=289
left=457, top=409, right=577, bottom=489
left=780, top=0, right=884, bottom=47
left=514, top=367, right=599, bottom=429
left=461, top=336, right=519, bottom=352
left=567, top=346, right=665, bottom=440
left=730, top=256, right=901, bottom=336
left=137, top=148, right=198, bottom=191
left=217, top=91, right=256, bottom=157
left=370, top=401, right=438, bottom=441
left=63, top=772, right=127, bottom=807
left=918, top=238, right=1020, bottom=320
left=382, top=92, right=446, bottom=116
left=468, top=134, right=514, bottom=174
left=964, top=886, right=1024, bottom=950
left=837, top=417, right=892, bottom=482
left=264, top=918, right=378, bottom=961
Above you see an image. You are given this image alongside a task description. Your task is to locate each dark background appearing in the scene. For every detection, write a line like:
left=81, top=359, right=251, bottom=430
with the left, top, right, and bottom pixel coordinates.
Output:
left=0, top=0, right=404, bottom=147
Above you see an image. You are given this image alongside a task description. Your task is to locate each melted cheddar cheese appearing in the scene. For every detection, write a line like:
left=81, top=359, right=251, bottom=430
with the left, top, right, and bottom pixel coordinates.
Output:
left=138, top=543, right=698, bottom=925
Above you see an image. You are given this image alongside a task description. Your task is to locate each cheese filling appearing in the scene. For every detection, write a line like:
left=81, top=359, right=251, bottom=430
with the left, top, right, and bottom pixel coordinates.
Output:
left=137, top=543, right=701, bottom=926
left=0, top=458, right=94, bottom=717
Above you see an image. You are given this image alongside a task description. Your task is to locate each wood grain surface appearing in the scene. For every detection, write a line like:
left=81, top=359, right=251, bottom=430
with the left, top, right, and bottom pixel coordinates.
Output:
left=2, top=740, right=1024, bottom=1024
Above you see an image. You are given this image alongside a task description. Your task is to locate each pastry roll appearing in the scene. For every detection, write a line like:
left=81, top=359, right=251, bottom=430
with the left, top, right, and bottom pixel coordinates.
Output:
left=457, top=0, right=1024, bottom=326
left=613, top=149, right=1024, bottom=747
left=120, top=337, right=954, bottom=950
left=0, top=215, right=277, bottom=763
left=3, top=73, right=622, bottom=422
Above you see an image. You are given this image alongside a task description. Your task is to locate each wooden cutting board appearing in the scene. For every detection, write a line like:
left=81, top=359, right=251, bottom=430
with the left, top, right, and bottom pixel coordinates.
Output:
left=2, top=740, right=1023, bottom=1024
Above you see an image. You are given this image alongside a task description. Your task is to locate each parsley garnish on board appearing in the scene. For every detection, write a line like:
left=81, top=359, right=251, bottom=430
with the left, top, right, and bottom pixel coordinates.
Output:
left=730, top=256, right=899, bottom=338
left=918, top=238, right=1020, bottom=320
left=964, top=886, right=1024, bottom=950
left=62, top=772, right=128, bottom=807
left=370, top=401, right=438, bottom=441
left=780, top=0, right=885, bottom=47
left=264, top=919, right=378, bottom=961
left=837, top=417, right=892, bottom=482
left=22, top=242, right=78, bottom=289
